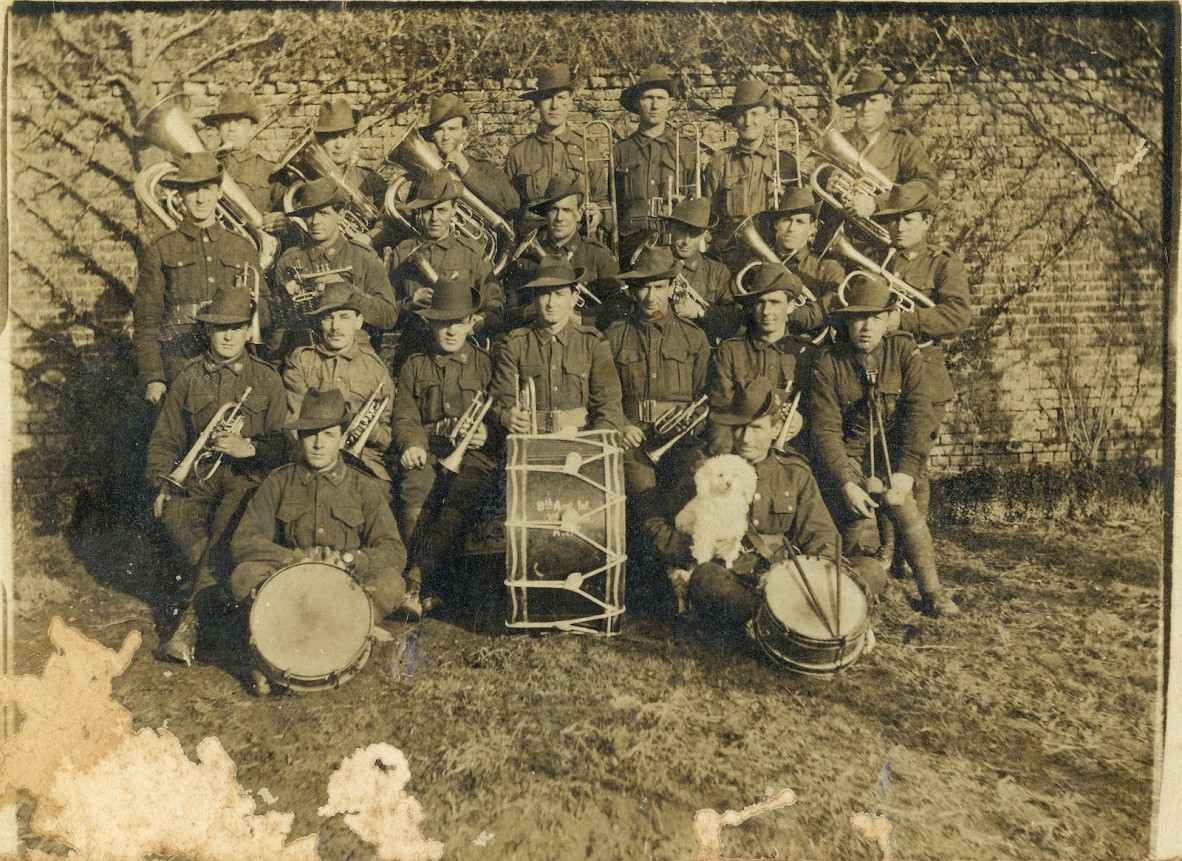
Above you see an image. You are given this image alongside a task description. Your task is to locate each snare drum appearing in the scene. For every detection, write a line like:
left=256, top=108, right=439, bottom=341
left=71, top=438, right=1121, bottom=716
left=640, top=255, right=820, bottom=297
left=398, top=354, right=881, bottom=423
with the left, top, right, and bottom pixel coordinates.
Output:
left=249, top=561, right=374, bottom=691
left=504, top=430, right=627, bottom=634
left=754, top=555, right=870, bottom=675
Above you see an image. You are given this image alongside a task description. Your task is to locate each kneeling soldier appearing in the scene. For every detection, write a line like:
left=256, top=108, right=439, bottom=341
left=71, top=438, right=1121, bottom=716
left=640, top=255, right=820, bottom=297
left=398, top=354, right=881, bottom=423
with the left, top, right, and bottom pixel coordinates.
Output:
left=231, top=388, right=409, bottom=692
left=146, top=288, right=287, bottom=664
left=392, top=275, right=499, bottom=616
left=809, top=274, right=959, bottom=618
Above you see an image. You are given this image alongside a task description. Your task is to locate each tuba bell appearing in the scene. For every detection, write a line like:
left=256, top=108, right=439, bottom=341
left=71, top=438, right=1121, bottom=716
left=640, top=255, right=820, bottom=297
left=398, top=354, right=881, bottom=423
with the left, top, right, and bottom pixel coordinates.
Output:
left=136, top=93, right=279, bottom=269
left=383, top=126, right=517, bottom=275
left=809, top=124, right=893, bottom=247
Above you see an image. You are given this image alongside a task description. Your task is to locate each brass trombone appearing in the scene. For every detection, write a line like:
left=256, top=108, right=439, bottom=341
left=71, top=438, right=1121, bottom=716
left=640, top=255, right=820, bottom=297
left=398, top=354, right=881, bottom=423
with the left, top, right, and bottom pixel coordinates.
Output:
left=579, top=119, right=619, bottom=254
left=439, top=392, right=493, bottom=473
left=164, top=387, right=253, bottom=490
left=642, top=396, right=709, bottom=465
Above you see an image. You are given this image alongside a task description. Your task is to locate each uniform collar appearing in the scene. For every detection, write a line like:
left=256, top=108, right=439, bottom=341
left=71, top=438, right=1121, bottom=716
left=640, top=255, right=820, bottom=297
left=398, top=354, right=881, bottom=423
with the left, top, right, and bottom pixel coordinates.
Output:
left=297, top=457, right=347, bottom=486
left=533, top=316, right=575, bottom=343
left=630, top=310, right=672, bottom=330
left=178, top=218, right=220, bottom=240
left=315, top=339, right=361, bottom=360
left=733, top=137, right=773, bottom=158
left=542, top=231, right=581, bottom=255
left=750, top=328, right=789, bottom=349
left=631, top=125, right=674, bottom=145
left=896, top=239, right=928, bottom=261
left=202, top=351, right=246, bottom=374
left=431, top=342, right=472, bottom=367
left=429, top=231, right=458, bottom=251
left=309, top=233, right=349, bottom=258
left=535, top=126, right=574, bottom=145
left=678, top=252, right=703, bottom=272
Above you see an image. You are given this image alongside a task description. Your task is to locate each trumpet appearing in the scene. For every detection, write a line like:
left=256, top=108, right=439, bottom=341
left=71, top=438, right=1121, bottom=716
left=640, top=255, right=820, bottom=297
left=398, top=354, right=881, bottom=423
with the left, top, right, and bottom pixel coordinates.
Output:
left=439, top=392, right=493, bottom=473
left=136, top=93, right=279, bottom=270
left=279, top=263, right=353, bottom=316
left=671, top=272, right=710, bottom=316
left=383, top=126, right=517, bottom=274
left=772, top=385, right=804, bottom=453
left=809, top=124, right=893, bottom=247
left=579, top=119, right=619, bottom=254
left=345, top=384, right=390, bottom=457
left=164, top=387, right=252, bottom=490
left=831, top=234, right=935, bottom=315
left=515, top=374, right=538, bottom=435
left=642, top=396, right=709, bottom=465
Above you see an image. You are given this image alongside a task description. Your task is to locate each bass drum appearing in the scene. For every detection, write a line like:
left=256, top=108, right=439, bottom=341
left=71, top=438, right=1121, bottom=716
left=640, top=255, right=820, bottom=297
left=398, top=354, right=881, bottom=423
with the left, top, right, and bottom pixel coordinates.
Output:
left=753, top=555, right=870, bottom=675
left=249, top=561, right=374, bottom=691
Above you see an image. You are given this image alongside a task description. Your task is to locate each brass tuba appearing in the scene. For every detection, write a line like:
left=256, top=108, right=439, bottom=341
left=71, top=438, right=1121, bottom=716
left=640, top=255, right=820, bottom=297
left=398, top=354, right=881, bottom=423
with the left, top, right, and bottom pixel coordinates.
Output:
left=809, top=124, right=893, bottom=247
left=136, top=93, right=279, bottom=269
left=383, top=126, right=516, bottom=275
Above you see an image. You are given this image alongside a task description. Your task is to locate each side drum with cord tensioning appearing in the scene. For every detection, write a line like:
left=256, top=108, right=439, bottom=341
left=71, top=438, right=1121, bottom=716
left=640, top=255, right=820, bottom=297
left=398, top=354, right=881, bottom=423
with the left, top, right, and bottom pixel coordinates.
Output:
left=753, top=555, right=871, bottom=675
left=248, top=561, right=375, bottom=692
left=504, top=430, right=627, bottom=635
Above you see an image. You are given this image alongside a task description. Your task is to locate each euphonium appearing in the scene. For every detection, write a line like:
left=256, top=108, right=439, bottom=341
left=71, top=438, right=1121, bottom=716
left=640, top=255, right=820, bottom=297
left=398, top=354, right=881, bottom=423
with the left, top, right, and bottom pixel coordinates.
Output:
left=642, top=395, right=709, bottom=465
left=809, top=124, right=893, bottom=246
left=164, top=387, right=253, bottom=490
left=345, top=383, right=390, bottom=457
left=439, top=392, right=493, bottom=473
left=383, top=127, right=516, bottom=274
left=136, top=93, right=279, bottom=269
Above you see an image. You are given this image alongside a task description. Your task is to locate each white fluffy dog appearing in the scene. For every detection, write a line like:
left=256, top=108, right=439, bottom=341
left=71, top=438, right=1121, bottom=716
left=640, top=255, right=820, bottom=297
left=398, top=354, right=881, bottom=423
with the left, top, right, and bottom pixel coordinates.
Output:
left=675, top=454, right=760, bottom=569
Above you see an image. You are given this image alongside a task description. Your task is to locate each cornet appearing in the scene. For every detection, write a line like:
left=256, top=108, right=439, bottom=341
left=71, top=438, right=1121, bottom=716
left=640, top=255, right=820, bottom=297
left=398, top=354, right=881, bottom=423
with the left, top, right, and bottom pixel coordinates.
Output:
left=164, top=387, right=253, bottom=490
left=439, top=392, right=493, bottom=473
left=771, top=385, right=804, bottom=454
left=345, top=383, right=390, bottom=457
left=515, top=374, right=538, bottom=435
left=671, top=272, right=710, bottom=317
left=642, top=396, right=709, bottom=465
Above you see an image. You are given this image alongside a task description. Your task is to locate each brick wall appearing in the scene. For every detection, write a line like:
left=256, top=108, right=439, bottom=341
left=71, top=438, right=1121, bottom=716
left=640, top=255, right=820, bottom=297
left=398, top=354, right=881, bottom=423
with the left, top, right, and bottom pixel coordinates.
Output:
left=9, top=61, right=1165, bottom=477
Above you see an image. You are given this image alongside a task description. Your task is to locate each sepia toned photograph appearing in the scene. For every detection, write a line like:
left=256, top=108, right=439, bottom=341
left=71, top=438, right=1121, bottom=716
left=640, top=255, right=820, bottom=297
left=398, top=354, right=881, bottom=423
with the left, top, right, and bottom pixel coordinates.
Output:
left=2, top=3, right=1174, bottom=859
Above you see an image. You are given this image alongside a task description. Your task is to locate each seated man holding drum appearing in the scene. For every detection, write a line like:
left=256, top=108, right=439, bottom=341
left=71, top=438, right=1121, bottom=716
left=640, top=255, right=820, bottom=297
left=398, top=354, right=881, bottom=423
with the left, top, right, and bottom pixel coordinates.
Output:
left=231, top=388, right=409, bottom=695
left=646, top=379, right=885, bottom=639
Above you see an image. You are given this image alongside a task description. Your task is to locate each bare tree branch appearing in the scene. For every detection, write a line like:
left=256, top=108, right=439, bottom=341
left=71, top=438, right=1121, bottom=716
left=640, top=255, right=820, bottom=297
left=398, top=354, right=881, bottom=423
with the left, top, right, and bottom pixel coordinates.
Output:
left=16, top=200, right=135, bottom=299
left=12, top=60, right=138, bottom=143
left=185, top=28, right=280, bottom=79
left=14, top=156, right=139, bottom=245
left=149, top=12, right=217, bottom=67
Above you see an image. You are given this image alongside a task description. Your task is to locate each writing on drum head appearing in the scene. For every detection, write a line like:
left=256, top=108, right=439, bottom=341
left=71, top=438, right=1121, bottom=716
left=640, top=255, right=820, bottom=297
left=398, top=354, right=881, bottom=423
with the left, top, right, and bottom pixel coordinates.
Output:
left=536, top=496, right=593, bottom=516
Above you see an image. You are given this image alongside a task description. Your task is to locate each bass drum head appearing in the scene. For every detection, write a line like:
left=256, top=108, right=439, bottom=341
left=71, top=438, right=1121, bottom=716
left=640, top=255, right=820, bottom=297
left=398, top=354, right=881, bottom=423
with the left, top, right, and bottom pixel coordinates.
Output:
left=249, top=561, right=374, bottom=691
left=756, top=557, right=870, bottom=675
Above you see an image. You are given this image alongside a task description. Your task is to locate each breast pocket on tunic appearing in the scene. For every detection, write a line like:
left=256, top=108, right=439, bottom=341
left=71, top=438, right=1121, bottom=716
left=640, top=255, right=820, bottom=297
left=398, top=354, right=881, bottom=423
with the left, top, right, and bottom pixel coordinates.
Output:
left=615, top=153, right=646, bottom=202
left=276, top=500, right=306, bottom=549
left=560, top=353, right=591, bottom=406
left=163, top=258, right=199, bottom=299
left=411, top=379, right=443, bottom=423
left=329, top=502, right=365, bottom=552
left=659, top=341, right=696, bottom=399
left=614, top=347, right=647, bottom=401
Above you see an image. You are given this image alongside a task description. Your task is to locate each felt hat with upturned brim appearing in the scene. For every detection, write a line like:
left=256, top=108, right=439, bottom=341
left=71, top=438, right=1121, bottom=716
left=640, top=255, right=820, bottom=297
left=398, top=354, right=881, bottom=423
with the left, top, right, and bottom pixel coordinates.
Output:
left=659, top=196, right=717, bottom=233
left=837, top=69, right=896, bottom=107
left=288, top=177, right=349, bottom=217
left=285, top=387, right=349, bottom=432
left=527, top=174, right=584, bottom=215
left=315, top=283, right=365, bottom=317
left=196, top=287, right=252, bottom=325
left=315, top=97, right=361, bottom=134
left=420, top=93, right=472, bottom=135
left=756, top=186, right=821, bottom=231
left=521, top=64, right=577, bottom=102
left=871, top=181, right=936, bottom=218
left=829, top=273, right=899, bottom=316
left=417, top=273, right=479, bottom=321
left=620, top=64, right=679, bottom=113
left=717, top=77, right=774, bottom=123
left=405, top=167, right=464, bottom=210
left=519, top=256, right=587, bottom=299
left=711, top=379, right=782, bottom=427
left=734, top=263, right=806, bottom=304
left=201, top=90, right=262, bottom=127
left=619, top=246, right=681, bottom=283
left=161, top=152, right=223, bottom=187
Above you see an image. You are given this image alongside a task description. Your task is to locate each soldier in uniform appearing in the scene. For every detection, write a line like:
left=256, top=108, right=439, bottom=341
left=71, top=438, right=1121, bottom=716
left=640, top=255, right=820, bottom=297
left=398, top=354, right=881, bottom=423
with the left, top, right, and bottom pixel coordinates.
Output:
left=504, top=64, right=612, bottom=238
left=392, top=277, right=498, bottom=618
left=612, top=63, right=697, bottom=264
left=809, top=274, right=959, bottom=618
left=836, top=69, right=939, bottom=219
left=135, top=152, right=259, bottom=404
left=418, top=93, right=519, bottom=218
left=231, top=387, right=409, bottom=695
left=707, top=263, right=817, bottom=456
left=703, top=77, right=798, bottom=271
left=646, top=379, right=884, bottom=634
left=503, top=175, right=621, bottom=330
left=270, top=177, right=398, bottom=360
left=282, top=283, right=394, bottom=484
left=386, top=167, right=505, bottom=366
left=200, top=90, right=284, bottom=228
left=660, top=196, right=742, bottom=344
left=311, top=96, right=387, bottom=211
left=490, top=256, right=627, bottom=437
left=146, top=288, right=287, bottom=664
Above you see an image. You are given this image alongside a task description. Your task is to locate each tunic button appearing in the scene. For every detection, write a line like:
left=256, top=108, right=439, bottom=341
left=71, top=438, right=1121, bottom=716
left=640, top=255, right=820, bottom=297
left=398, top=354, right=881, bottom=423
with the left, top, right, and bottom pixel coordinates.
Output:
left=208, top=277, right=215, bottom=283
left=651, top=373, right=657, bottom=379
left=317, top=527, right=324, bottom=533
left=206, top=256, right=213, bottom=262
left=552, top=386, right=559, bottom=391
left=444, top=402, right=451, bottom=409
left=753, top=519, right=760, bottom=526
left=754, top=493, right=761, bottom=500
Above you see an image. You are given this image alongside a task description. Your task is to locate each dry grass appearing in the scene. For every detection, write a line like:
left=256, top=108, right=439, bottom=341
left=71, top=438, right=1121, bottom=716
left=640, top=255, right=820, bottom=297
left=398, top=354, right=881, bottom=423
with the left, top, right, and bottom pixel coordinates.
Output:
left=12, top=499, right=1160, bottom=861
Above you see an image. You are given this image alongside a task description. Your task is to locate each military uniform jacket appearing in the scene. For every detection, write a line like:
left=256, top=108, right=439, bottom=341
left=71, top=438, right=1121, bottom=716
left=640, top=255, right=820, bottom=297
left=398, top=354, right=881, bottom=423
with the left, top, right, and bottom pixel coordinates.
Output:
left=646, top=449, right=838, bottom=570
left=490, top=320, right=626, bottom=432
left=881, top=239, right=970, bottom=405
left=460, top=157, right=520, bottom=218
left=220, top=149, right=281, bottom=215
left=704, top=139, right=798, bottom=241
left=845, top=123, right=939, bottom=197
left=231, top=457, right=406, bottom=581
left=504, top=231, right=621, bottom=330
left=393, top=342, right=493, bottom=452
left=134, top=219, right=258, bottom=385
left=678, top=251, right=742, bottom=343
left=274, top=235, right=399, bottom=331
left=146, top=351, right=287, bottom=491
left=710, top=330, right=819, bottom=412
left=283, top=340, right=395, bottom=480
left=784, top=250, right=846, bottom=336
left=387, top=231, right=503, bottom=333
left=605, top=313, right=709, bottom=424
left=504, top=127, right=610, bottom=224
left=810, top=332, right=936, bottom=487
left=613, top=127, right=697, bottom=232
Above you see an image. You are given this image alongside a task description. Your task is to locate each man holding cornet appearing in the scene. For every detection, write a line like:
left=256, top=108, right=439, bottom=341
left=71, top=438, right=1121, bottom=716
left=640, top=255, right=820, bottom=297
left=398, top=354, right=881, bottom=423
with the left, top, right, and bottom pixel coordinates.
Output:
left=661, top=197, right=741, bottom=344
left=392, top=276, right=499, bottom=618
left=146, top=288, right=287, bottom=665
left=283, top=283, right=395, bottom=484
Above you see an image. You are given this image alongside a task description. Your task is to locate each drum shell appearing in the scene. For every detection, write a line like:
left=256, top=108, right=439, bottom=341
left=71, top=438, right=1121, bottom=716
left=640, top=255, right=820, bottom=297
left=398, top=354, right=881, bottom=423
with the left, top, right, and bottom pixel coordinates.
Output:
left=249, top=561, right=374, bottom=691
left=754, top=556, right=870, bottom=675
left=504, top=431, right=627, bottom=634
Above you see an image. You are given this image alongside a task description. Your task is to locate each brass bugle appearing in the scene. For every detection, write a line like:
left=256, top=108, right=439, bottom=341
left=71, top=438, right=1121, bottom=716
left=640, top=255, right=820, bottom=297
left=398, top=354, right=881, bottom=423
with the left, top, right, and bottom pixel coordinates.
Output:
left=643, top=395, right=709, bottom=465
left=439, top=394, right=493, bottom=474
left=164, top=387, right=252, bottom=489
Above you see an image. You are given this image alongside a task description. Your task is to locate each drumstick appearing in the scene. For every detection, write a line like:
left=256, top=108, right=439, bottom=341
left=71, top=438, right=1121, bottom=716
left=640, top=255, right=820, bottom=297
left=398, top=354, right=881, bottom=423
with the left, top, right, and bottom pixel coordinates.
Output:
left=784, top=540, right=837, bottom=640
left=834, top=533, right=842, bottom=638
